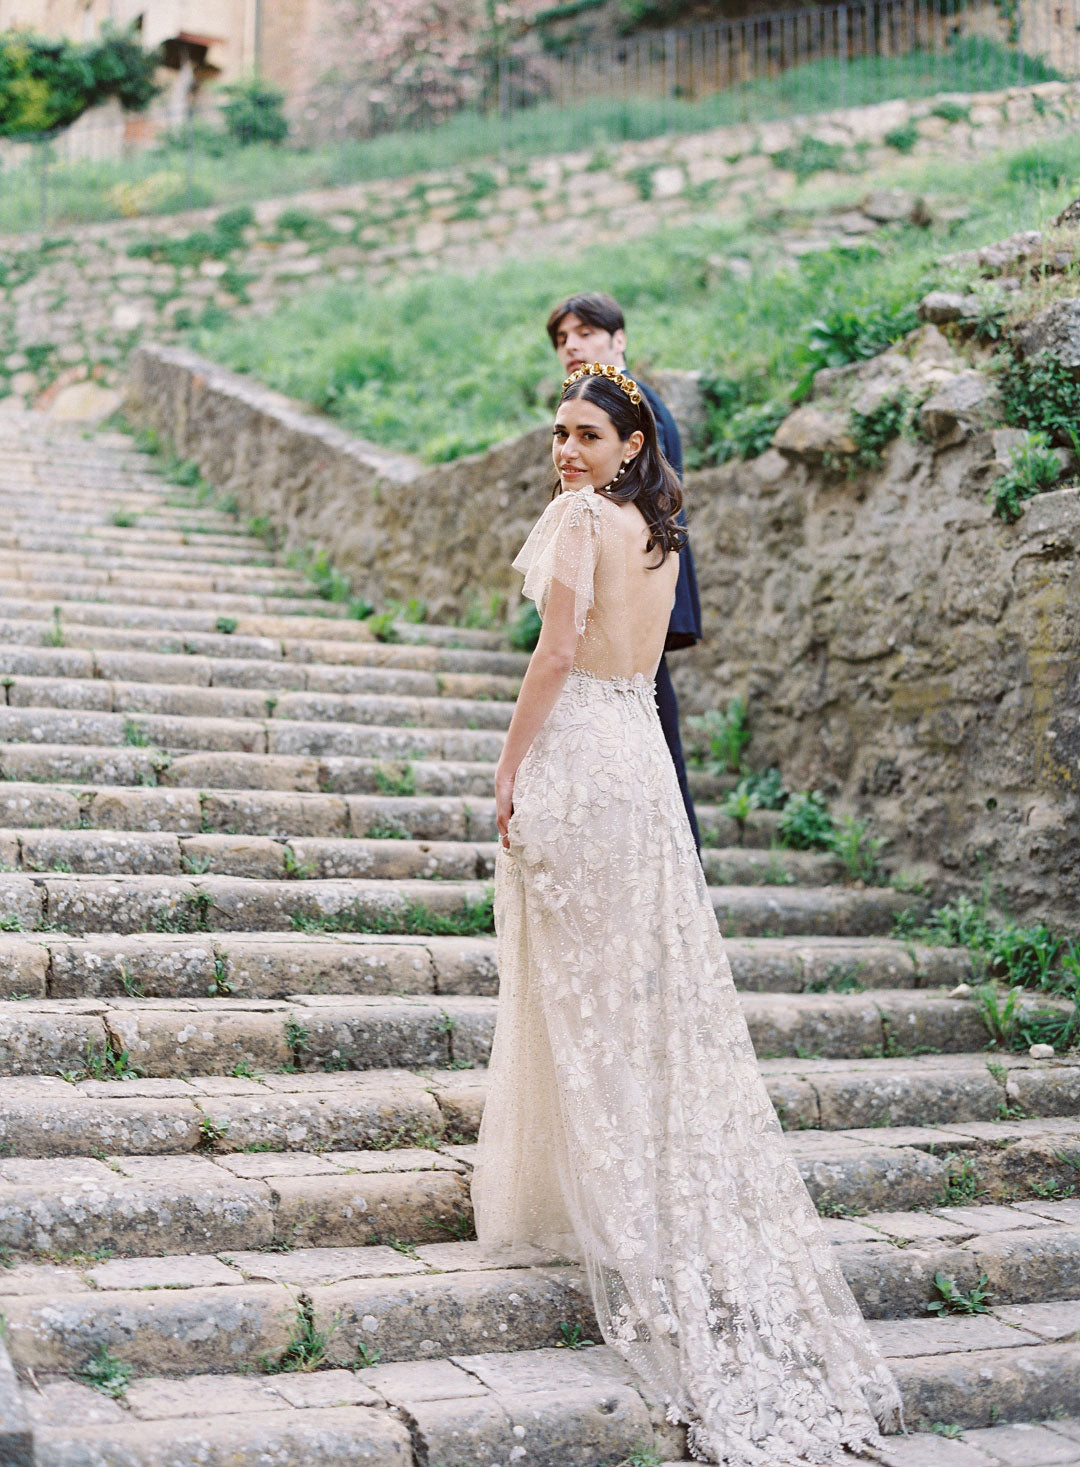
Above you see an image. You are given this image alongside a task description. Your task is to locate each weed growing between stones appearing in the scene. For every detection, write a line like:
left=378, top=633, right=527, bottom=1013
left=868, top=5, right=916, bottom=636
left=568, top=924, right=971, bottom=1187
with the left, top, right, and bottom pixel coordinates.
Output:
left=688, top=698, right=751, bottom=776
left=108, top=509, right=138, bottom=528
left=77, top=1345, right=132, bottom=1400
left=928, top=1271, right=992, bottom=1315
left=180, top=852, right=213, bottom=875
left=284, top=1018, right=311, bottom=1069
left=509, top=602, right=542, bottom=652
left=0, top=914, right=24, bottom=931
left=214, top=616, right=238, bottom=636
left=282, top=846, right=315, bottom=880
left=931, top=1422, right=964, bottom=1438
left=846, top=390, right=912, bottom=471
left=197, top=1115, right=230, bottom=1151
left=987, top=430, right=1066, bottom=522
left=621, top=1449, right=664, bottom=1467
left=152, top=888, right=215, bottom=934
left=291, top=890, right=495, bottom=937
left=998, top=350, right=1080, bottom=445
left=374, top=762, right=416, bottom=798
left=44, top=607, right=64, bottom=648
left=121, top=717, right=150, bottom=747
left=353, top=1343, right=383, bottom=1368
left=938, top=1153, right=982, bottom=1205
left=261, top=1300, right=331, bottom=1374
left=208, top=955, right=233, bottom=996
left=364, top=820, right=411, bottom=840
left=557, top=1321, right=595, bottom=1350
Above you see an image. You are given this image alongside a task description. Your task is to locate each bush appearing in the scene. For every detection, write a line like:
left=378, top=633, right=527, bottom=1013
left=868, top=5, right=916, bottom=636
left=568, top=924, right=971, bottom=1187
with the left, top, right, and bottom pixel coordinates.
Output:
left=0, top=24, right=159, bottom=137
left=998, top=352, right=1080, bottom=446
left=988, top=430, right=1063, bottom=522
left=849, top=392, right=910, bottom=469
left=220, top=78, right=288, bottom=146
left=884, top=121, right=920, bottom=153
left=802, top=301, right=920, bottom=376
left=772, top=135, right=846, bottom=180
left=687, top=699, right=751, bottom=775
left=509, top=602, right=542, bottom=651
left=777, top=791, right=836, bottom=851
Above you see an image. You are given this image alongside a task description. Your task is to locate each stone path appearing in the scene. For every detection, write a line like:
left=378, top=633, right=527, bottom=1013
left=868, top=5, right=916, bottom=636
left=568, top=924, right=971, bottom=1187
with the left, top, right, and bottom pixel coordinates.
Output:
left=0, top=411, right=1078, bottom=1465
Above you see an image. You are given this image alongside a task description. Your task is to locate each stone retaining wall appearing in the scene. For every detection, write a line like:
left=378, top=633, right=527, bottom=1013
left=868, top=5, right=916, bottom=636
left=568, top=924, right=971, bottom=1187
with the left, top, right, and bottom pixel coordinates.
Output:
left=125, top=340, right=1080, bottom=923
left=4, top=79, right=1080, bottom=420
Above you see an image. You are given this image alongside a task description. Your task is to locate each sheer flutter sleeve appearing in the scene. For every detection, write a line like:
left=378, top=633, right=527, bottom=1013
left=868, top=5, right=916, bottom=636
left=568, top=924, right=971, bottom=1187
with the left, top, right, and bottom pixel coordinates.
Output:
left=512, top=487, right=603, bottom=636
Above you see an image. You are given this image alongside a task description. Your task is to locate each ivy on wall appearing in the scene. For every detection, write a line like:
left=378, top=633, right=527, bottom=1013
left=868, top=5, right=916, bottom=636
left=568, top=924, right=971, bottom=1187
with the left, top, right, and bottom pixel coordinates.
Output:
left=0, top=25, right=160, bottom=138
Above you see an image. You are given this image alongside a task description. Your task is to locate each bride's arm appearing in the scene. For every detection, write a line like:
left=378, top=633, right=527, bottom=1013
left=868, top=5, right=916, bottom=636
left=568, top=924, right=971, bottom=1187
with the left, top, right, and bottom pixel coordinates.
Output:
left=495, top=577, right=580, bottom=849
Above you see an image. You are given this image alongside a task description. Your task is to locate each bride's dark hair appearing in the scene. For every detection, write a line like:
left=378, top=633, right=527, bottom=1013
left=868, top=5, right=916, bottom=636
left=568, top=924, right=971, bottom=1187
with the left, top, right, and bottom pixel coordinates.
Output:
left=556, top=374, right=686, bottom=566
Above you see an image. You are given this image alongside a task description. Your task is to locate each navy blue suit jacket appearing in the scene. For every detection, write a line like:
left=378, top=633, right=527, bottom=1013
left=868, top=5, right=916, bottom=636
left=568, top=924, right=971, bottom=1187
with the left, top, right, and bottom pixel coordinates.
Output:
left=638, top=380, right=703, bottom=651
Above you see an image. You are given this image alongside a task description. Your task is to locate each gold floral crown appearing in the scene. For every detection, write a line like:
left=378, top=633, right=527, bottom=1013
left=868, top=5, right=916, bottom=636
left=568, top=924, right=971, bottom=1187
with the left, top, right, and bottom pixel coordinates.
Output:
left=562, top=362, right=643, bottom=406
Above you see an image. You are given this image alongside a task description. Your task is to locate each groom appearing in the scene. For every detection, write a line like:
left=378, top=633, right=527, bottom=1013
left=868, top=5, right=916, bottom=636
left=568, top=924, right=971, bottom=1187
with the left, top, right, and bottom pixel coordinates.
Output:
left=546, top=291, right=703, bottom=852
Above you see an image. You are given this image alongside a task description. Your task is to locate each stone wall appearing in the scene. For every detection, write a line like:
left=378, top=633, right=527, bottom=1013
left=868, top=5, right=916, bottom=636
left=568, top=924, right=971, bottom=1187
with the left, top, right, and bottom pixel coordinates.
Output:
left=4, top=80, right=1079, bottom=419
left=125, top=332, right=1080, bottom=924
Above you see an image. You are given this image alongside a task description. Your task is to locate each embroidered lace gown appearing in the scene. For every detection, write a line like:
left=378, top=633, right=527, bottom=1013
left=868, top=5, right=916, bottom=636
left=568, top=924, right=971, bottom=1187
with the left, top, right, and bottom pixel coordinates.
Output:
left=471, top=484, right=903, bottom=1466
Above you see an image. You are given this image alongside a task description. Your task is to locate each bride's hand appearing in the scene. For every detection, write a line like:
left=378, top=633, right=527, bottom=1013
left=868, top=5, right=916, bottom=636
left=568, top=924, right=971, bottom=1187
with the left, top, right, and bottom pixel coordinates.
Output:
left=495, top=764, right=515, bottom=850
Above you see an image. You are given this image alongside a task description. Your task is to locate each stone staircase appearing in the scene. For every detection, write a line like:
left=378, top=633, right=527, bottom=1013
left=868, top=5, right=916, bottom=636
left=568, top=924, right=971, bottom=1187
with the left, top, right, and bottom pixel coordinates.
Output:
left=0, top=411, right=1079, bottom=1467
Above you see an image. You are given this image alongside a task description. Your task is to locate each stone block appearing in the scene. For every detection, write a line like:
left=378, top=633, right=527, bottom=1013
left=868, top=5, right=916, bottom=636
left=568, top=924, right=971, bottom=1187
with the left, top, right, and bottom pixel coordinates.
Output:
left=125, top=1373, right=289, bottom=1419
left=271, top=1168, right=470, bottom=1247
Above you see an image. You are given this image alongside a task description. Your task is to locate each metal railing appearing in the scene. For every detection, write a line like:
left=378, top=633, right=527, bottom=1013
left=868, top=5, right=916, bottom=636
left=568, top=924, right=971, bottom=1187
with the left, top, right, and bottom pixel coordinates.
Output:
left=0, top=0, right=1075, bottom=235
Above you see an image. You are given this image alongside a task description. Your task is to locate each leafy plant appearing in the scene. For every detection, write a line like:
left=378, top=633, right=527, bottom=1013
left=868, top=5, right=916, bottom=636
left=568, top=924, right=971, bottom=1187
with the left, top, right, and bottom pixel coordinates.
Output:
left=973, top=982, right=1023, bottom=1047
left=831, top=815, right=886, bottom=883
left=938, top=1153, right=981, bottom=1205
left=122, top=717, right=150, bottom=748
left=687, top=698, right=751, bottom=775
left=848, top=392, right=910, bottom=470
left=931, top=100, right=970, bottom=123
left=740, top=767, right=788, bottom=810
left=0, top=25, right=159, bottom=138
left=373, top=762, right=416, bottom=798
left=998, top=353, right=1080, bottom=447
left=802, top=301, right=919, bottom=378
left=928, top=1271, right=992, bottom=1315
left=509, top=601, right=542, bottom=652
left=262, top=1303, right=329, bottom=1373
left=698, top=379, right=790, bottom=465
left=221, top=78, right=289, bottom=146
left=988, top=431, right=1063, bottom=522
left=214, top=616, right=238, bottom=636
left=772, top=135, right=845, bottom=180
left=76, top=1345, right=132, bottom=1399
left=557, top=1321, right=594, bottom=1349
left=777, top=791, right=836, bottom=852
left=884, top=121, right=920, bottom=152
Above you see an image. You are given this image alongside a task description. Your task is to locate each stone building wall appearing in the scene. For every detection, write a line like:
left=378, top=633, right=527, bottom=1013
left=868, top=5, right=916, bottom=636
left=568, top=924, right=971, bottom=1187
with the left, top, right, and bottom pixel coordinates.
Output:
left=125, top=334, right=1080, bottom=924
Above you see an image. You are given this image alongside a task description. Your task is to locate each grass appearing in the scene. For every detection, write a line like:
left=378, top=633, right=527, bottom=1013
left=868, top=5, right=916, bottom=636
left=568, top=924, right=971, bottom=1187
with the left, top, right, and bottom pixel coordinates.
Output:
left=76, top=1345, right=132, bottom=1400
left=291, top=891, right=495, bottom=937
left=186, top=125, right=1080, bottom=464
left=0, top=39, right=1057, bottom=235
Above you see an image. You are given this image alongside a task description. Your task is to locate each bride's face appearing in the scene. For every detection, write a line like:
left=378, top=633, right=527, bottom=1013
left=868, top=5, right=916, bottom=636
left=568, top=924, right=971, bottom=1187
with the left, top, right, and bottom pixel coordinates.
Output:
left=552, top=398, right=634, bottom=491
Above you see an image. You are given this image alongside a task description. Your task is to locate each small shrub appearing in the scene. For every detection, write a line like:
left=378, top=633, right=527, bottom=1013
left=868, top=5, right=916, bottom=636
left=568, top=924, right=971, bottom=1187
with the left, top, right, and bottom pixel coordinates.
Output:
left=777, top=790, right=836, bottom=851
left=884, top=121, right=920, bottom=153
left=77, top=1345, right=133, bottom=1399
left=772, top=136, right=845, bottom=180
left=687, top=698, right=751, bottom=775
left=931, top=100, right=970, bottom=123
left=739, top=767, right=788, bottom=810
left=509, top=602, right=542, bottom=652
left=988, top=431, right=1063, bottom=522
left=998, top=353, right=1080, bottom=446
left=802, top=301, right=920, bottom=376
left=221, top=77, right=288, bottom=146
left=832, top=814, right=886, bottom=883
left=706, top=398, right=790, bottom=464
left=928, top=1271, right=992, bottom=1315
left=849, top=391, right=910, bottom=470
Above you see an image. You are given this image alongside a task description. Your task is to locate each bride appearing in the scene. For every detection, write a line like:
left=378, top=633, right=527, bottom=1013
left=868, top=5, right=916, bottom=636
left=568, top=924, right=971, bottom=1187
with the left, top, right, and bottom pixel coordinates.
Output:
left=470, top=362, right=903, bottom=1466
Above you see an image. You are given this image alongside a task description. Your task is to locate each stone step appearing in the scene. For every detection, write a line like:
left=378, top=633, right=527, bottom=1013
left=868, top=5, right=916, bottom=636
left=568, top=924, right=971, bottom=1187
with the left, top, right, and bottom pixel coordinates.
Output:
left=0, top=1058, right=1076, bottom=1160
left=0, top=930, right=971, bottom=1003
left=0, top=706, right=506, bottom=761
left=2, top=783, right=771, bottom=855
left=0, top=871, right=916, bottom=938
left=1, top=675, right=515, bottom=730
left=0, top=826, right=853, bottom=891
left=0, top=745, right=498, bottom=795
left=0, top=647, right=520, bottom=701
left=0, top=1090, right=1078, bottom=1254
left=0, top=988, right=1017, bottom=1080
left=23, top=1382, right=1080, bottom=1467
left=0, top=615, right=528, bottom=675
left=7, top=534, right=278, bottom=565
left=4, top=1214, right=1080, bottom=1385
left=0, top=594, right=508, bottom=653
left=0, top=562, right=304, bottom=598
left=4, top=671, right=516, bottom=724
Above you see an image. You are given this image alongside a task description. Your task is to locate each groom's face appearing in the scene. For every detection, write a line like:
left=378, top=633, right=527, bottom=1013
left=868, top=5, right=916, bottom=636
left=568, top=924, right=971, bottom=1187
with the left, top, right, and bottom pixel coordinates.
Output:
left=553, top=313, right=627, bottom=375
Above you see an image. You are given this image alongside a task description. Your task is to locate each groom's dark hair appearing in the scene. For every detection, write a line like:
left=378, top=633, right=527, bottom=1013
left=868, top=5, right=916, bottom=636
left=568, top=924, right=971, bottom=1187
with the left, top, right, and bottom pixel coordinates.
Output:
left=546, top=292, right=625, bottom=347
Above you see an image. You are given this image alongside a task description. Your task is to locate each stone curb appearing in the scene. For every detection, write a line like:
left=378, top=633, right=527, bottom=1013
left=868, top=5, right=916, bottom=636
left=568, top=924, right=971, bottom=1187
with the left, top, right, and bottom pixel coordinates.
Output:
left=0, top=1331, right=33, bottom=1467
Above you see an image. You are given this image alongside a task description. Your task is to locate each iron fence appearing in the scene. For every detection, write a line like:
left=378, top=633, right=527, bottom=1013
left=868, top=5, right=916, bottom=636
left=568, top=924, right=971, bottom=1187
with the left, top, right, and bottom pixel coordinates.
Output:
left=0, top=0, right=1076, bottom=235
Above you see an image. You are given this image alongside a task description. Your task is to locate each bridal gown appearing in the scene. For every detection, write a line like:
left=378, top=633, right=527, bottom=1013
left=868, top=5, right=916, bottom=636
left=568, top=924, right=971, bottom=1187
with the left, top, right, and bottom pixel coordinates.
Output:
left=471, top=483, right=903, bottom=1466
